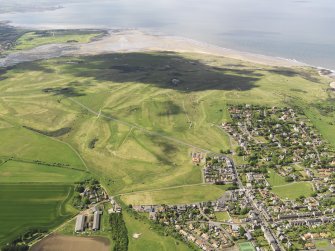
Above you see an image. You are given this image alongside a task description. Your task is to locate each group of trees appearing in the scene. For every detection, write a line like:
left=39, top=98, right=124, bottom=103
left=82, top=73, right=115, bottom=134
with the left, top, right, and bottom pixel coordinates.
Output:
left=1, top=244, right=29, bottom=251
left=109, top=213, right=129, bottom=251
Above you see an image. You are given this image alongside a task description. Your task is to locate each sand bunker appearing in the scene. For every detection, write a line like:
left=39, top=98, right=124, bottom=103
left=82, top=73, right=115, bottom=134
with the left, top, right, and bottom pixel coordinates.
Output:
left=132, top=233, right=142, bottom=239
left=330, top=82, right=335, bottom=89
left=30, top=234, right=110, bottom=251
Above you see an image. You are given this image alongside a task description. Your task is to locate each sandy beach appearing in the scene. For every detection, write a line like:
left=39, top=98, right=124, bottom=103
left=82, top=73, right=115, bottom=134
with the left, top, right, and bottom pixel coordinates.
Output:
left=0, top=29, right=307, bottom=68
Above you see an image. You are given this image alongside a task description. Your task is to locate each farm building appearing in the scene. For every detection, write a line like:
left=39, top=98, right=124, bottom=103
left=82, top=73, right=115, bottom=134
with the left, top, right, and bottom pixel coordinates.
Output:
left=75, top=215, right=86, bottom=232
left=92, top=211, right=103, bottom=231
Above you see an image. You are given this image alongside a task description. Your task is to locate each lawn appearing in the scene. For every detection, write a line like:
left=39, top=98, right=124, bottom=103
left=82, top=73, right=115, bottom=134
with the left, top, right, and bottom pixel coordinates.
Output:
left=214, top=211, right=231, bottom=221
left=0, top=184, right=76, bottom=246
left=0, top=160, right=87, bottom=183
left=315, top=240, right=330, bottom=248
left=120, top=184, right=228, bottom=205
left=238, top=242, right=255, bottom=251
left=266, top=169, right=288, bottom=187
left=315, top=239, right=332, bottom=250
left=124, top=211, right=192, bottom=251
left=271, top=182, right=313, bottom=200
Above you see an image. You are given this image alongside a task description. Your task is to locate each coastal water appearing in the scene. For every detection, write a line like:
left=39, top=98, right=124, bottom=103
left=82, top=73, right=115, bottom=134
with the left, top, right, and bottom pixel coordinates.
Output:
left=1, top=0, right=335, bottom=70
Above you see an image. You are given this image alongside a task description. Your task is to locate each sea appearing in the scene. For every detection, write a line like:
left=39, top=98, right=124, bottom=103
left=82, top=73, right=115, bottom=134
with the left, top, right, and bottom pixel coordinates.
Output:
left=1, top=0, right=334, bottom=70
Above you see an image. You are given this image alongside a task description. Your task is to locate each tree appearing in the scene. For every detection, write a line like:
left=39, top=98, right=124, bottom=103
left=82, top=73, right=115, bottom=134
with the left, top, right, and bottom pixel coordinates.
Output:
left=239, top=226, right=246, bottom=236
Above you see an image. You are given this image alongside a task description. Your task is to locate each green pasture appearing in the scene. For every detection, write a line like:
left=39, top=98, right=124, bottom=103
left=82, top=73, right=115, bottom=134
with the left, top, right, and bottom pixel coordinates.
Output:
left=272, top=182, right=313, bottom=200
left=0, top=160, right=87, bottom=183
left=0, top=127, right=84, bottom=168
left=0, top=184, right=76, bottom=246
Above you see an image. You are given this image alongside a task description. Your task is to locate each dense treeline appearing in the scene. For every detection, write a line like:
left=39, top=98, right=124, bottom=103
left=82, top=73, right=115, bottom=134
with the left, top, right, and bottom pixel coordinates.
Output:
left=1, top=244, right=29, bottom=251
left=109, top=213, right=128, bottom=251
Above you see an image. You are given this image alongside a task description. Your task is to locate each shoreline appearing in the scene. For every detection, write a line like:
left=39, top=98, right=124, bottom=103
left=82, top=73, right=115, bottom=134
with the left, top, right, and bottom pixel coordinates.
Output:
left=0, top=25, right=334, bottom=79
left=0, top=28, right=310, bottom=69
left=0, top=21, right=312, bottom=69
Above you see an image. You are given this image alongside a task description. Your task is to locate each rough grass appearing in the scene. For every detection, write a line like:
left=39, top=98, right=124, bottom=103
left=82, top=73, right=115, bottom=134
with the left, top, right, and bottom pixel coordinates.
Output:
left=120, top=184, right=228, bottom=205
left=271, top=182, right=313, bottom=200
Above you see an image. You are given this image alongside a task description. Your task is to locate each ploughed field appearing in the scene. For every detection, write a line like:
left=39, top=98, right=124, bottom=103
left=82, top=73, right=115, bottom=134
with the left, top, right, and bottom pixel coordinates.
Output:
left=30, top=235, right=110, bottom=251
left=0, top=45, right=334, bottom=247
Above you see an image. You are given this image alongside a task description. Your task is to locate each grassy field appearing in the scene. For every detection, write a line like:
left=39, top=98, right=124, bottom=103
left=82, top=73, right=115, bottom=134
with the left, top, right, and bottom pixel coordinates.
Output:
left=238, top=242, right=255, bottom=251
left=314, top=239, right=333, bottom=250
left=214, top=211, right=231, bottom=221
left=0, top=184, right=76, bottom=246
left=124, top=211, right=192, bottom=251
left=271, top=182, right=314, bottom=200
left=12, top=30, right=102, bottom=51
left=0, top=127, right=85, bottom=169
left=266, top=169, right=288, bottom=187
left=0, top=160, right=87, bottom=183
left=120, top=184, right=228, bottom=205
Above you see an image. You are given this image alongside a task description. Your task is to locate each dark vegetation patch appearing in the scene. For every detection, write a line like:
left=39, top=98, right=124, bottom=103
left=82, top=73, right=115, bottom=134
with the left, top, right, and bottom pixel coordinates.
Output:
left=109, top=213, right=128, bottom=251
left=0, top=23, right=26, bottom=53
left=42, top=87, right=85, bottom=97
left=60, top=52, right=261, bottom=92
left=12, top=62, right=55, bottom=74
left=88, top=138, right=99, bottom=149
left=157, top=101, right=183, bottom=116
left=0, top=68, right=9, bottom=81
left=148, top=135, right=179, bottom=165
left=290, top=88, right=307, bottom=93
left=312, top=102, right=335, bottom=116
left=23, top=126, right=72, bottom=137
left=110, top=65, right=145, bottom=73
left=268, top=67, right=321, bottom=83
